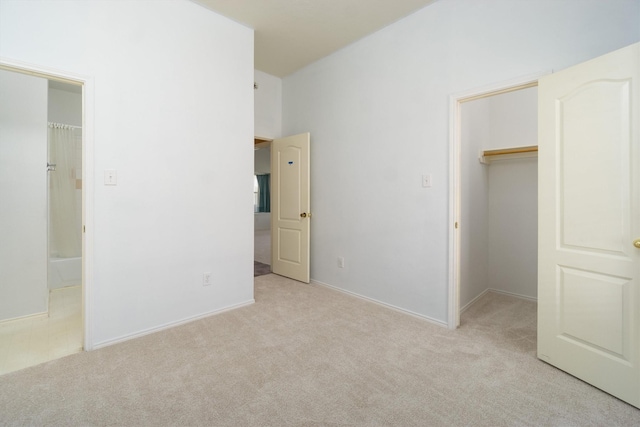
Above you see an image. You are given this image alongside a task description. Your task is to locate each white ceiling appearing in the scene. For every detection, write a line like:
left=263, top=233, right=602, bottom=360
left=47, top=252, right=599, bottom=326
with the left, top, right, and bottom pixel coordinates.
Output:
left=191, top=0, right=438, bottom=77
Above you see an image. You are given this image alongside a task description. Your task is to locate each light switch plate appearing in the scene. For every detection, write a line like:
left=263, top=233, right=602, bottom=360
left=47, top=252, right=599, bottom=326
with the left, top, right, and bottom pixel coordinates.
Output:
left=104, top=169, right=117, bottom=186
left=422, top=174, right=432, bottom=188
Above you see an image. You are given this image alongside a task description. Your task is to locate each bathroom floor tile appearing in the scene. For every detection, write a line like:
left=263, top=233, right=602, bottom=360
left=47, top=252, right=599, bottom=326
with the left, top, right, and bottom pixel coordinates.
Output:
left=0, top=285, right=82, bottom=376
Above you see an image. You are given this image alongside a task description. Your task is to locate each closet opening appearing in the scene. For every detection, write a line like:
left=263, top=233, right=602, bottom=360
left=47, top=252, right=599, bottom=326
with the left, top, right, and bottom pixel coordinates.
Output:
left=448, top=72, right=548, bottom=330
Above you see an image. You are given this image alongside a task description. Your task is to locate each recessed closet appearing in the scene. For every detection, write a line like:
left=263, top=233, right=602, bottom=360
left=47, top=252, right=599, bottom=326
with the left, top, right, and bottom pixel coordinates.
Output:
left=459, top=86, right=538, bottom=315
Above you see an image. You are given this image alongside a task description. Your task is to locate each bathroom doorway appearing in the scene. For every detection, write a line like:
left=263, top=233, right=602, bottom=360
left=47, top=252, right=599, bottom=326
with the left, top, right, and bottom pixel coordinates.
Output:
left=0, top=67, right=84, bottom=374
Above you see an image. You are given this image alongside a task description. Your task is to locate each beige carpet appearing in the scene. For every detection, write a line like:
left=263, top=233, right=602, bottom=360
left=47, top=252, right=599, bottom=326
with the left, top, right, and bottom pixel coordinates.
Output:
left=1, top=274, right=639, bottom=426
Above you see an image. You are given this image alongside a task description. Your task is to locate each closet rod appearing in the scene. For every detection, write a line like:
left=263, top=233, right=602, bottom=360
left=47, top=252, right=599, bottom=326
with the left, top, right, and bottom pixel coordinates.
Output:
left=482, top=145, right=538, bottom=157
left=479, top=145, right=538, bottom=164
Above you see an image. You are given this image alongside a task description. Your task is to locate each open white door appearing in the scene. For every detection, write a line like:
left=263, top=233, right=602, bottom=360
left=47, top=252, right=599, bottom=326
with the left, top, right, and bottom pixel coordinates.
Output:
left=538, top=42, right=640, bottom=407
left=271, top=133, right=310, bottom=283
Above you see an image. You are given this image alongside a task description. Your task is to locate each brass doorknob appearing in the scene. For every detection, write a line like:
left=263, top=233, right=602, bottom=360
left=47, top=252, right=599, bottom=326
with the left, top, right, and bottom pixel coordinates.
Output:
left=300, top=213, right=307, bottom=218
left=634, top=239, right=640, bottom=249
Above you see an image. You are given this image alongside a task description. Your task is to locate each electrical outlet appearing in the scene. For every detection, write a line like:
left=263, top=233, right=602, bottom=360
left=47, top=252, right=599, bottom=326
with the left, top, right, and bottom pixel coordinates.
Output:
left=203, top=272, right=212, bottom=286
left=338, top=257, right=345, bottom=268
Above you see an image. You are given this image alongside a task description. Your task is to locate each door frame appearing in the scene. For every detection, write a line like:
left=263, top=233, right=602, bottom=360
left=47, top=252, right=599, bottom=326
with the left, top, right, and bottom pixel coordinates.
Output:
left=0, top=57, right=95, bottom=350
left=447, top=71, right=550, bottom=329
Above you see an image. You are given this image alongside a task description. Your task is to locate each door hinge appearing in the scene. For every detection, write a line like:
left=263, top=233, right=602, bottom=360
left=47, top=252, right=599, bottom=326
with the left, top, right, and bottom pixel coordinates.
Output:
left=83, top=225, right=85, bottom=233
left=455, top=222, right=459, bottom=229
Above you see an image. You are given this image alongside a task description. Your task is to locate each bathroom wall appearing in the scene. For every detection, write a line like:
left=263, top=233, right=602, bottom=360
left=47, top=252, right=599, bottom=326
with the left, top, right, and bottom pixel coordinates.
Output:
left=48, top=86, right=81, bottom=126
left=48, top=85, right=82, bottom=259
left=0, top=69, right=49, bottom=321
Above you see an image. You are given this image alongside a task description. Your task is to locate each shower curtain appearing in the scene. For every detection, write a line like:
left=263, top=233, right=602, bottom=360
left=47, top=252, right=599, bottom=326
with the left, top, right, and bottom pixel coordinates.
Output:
left=49, top=123, right=80, bottom=258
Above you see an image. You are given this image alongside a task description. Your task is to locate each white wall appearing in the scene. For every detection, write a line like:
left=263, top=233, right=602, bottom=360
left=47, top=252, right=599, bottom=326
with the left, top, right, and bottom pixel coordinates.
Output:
left=254, top=147, right=271, bottom=174
left=460, top=98, right=490, bottom=308
left=488, top=157, right=538, bottom=299
left=254, top=213, right=270, bottom=231
left=48, top=87, right=82, bottom=127
left=487, top=88, right=538, bottom=300
left=282, top=0, right=640, bottom=323
left=461, top=87, right=538, bottom=308
left=254, top=70, right=282, bottom=139
left=48, top=86, right=83, bottom=260
left=0, top=69, right=48, bottom=321
left=0, top=0, right=254, bottom=346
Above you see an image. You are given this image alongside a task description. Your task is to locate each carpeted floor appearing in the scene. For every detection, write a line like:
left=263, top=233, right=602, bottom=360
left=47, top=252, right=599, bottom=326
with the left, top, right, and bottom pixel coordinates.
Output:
left=1, top=274, right=639, bottom=426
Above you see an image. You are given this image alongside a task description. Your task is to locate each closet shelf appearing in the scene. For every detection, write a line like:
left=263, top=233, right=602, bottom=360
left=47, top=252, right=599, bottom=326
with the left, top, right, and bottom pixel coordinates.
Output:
left=254, top=136, right=273, bottom=145
left=479, top=145, right=538, bottom=164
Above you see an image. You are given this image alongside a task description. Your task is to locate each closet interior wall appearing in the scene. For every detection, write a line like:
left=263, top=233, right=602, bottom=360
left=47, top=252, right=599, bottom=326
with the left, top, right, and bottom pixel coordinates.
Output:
left=460, top=87, right=538, bottom=311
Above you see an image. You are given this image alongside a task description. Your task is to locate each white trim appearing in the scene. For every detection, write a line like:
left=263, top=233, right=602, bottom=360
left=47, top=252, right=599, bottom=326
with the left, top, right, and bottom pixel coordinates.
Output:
left=0, top=311, right=48, bottom=325
left=82, top=76, right=95, bottom=350
left=447, top=70, right=551, bottom=330
left=461, top=288, right=538, bottom=314
left=447, top=91, right=461, bottom=330
left=0, top=57, right=95, bottom=350
left=92, top=299, right=255, bottom=350
left=460, top=289, right=491, bottom=314
left=311, top=279, right=448, bottom=328
left=487, top=288, right=537, bottom=303
left=452, top=71, right=551, bottom=103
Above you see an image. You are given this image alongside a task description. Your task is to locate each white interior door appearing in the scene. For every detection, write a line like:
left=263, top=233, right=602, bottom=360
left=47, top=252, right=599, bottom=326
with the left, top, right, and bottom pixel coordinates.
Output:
left=538, top=42, right=640, bottom=407
left=271, top=132, right=310, bottom=283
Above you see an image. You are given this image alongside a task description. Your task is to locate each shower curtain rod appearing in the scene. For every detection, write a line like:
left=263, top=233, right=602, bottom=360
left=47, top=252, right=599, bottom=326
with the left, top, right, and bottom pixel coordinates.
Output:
left=48, top=121, right=81, bottom=130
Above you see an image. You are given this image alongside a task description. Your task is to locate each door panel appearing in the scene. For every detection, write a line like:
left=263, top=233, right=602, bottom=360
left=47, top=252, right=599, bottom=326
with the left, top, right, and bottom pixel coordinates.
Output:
left=538, top=42, right=640, bottom=407
left=271, top=133, right=310, bottom=283
left=559, top=80, right=630, bottom=255
left=558, top=267, right=630, bottom=358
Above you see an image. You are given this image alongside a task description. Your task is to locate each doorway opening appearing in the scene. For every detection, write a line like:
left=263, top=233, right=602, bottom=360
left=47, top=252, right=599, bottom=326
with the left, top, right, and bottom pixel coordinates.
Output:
left=0, top=62, right=90, bottom=374
left=254, top=139, right=272, bottom=277
left=448, top=72, right=548, bottom=330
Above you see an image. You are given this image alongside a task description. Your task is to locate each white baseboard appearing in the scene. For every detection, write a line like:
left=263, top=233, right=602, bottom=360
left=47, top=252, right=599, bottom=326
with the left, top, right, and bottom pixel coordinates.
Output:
left=92, top=299, right=255, bottom=350
left=461, top=288, right=537, bottom=314
left=0, top=310, right=48, bottom=325
left=488, top=288, right=537, bottom=303
left=460, top=289, right=491, bottom=314
left=310, top=279, right=448, bottom=328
